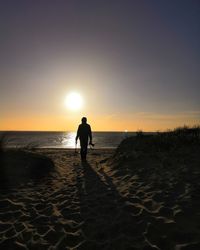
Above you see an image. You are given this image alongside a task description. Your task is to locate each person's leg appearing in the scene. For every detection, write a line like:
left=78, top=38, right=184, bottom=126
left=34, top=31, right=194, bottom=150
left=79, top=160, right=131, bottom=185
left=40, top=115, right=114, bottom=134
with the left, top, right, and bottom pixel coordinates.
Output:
left=83, top=144, right=88, bottom=160
left=80, top=140, right=88, bottom=161
left=80, top=147, right=84, bottom=160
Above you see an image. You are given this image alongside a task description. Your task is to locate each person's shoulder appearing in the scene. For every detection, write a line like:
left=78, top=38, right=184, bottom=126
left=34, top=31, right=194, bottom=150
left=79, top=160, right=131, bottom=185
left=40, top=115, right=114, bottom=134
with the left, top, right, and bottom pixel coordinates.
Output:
left=87, top=124, right=91, bottom=130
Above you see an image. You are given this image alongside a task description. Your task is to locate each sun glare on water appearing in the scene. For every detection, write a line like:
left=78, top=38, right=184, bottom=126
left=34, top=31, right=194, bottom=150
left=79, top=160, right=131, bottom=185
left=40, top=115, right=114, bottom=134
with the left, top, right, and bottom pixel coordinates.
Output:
left=65, top=92, right=83, bottom=111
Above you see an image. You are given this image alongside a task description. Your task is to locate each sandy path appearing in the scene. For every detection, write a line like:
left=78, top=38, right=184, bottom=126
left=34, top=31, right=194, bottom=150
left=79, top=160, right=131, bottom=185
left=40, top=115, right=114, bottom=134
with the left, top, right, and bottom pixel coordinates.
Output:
left=0, top=149, right=200, bottom=249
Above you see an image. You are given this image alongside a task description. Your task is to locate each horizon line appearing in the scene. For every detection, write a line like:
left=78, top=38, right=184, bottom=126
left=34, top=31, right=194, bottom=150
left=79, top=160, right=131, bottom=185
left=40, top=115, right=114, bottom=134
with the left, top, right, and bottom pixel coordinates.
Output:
left=0, top=130, right=155, bottom=133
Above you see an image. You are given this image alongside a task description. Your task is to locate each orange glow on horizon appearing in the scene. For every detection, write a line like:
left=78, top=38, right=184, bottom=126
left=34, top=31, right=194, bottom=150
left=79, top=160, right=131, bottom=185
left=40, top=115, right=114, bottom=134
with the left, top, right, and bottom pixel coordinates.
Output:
left=1, top=112, right=200, bottom=132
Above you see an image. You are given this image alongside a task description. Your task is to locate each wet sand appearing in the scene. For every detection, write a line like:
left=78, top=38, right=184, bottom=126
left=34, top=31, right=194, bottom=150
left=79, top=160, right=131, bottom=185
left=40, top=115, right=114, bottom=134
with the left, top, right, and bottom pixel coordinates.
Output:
left=0, top=147, right=200, bottom=249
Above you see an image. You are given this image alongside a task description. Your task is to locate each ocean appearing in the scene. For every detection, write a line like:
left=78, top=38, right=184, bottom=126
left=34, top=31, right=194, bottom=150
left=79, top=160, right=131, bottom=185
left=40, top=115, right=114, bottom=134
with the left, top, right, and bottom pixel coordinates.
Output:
left=0, top=131, right=139, bottom=149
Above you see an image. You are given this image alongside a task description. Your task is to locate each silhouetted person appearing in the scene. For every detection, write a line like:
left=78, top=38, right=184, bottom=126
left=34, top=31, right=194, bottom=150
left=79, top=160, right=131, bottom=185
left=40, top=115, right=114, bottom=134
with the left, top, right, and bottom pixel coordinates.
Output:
left=76, top=117, right=93, bottom=161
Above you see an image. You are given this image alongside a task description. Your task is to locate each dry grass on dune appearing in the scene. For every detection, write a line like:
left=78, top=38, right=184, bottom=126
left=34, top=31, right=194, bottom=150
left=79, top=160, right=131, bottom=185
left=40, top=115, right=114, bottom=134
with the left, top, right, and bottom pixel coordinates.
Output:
left=0, top=134, right=55, bottom=190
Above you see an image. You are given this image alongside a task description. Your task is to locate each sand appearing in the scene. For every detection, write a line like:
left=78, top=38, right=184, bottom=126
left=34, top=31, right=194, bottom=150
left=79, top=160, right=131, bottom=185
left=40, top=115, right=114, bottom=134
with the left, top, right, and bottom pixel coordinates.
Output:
left=0, top=145, right=200, bottom=249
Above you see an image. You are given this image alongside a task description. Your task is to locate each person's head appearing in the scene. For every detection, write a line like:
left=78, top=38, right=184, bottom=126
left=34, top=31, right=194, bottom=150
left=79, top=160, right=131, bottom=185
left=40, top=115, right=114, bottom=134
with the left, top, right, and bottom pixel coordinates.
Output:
left=81, top=117, right=87, bottom=124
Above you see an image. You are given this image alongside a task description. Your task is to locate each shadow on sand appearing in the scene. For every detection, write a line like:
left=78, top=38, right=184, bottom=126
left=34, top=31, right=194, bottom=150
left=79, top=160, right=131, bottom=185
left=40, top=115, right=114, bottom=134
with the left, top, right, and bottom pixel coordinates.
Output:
left=75, top=161, right=141, bottom=249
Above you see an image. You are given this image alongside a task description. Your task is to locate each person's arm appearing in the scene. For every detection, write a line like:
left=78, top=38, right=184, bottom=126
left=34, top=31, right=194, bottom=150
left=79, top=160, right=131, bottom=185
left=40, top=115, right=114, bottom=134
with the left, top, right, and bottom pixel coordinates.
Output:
left=88, top=125, right=92, bottom=144
left=75, top=125, right=80, bottom=143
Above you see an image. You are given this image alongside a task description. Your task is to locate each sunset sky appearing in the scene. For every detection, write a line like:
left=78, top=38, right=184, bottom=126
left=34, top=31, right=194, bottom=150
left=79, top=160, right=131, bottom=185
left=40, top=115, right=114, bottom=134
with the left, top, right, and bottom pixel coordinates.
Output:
left=1, top=1, right=200, bottom=131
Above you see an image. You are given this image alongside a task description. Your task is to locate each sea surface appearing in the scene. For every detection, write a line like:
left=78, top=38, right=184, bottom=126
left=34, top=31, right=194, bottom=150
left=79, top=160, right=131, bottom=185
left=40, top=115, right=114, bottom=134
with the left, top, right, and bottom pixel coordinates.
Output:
left=0, top=131, right=141, bottom=149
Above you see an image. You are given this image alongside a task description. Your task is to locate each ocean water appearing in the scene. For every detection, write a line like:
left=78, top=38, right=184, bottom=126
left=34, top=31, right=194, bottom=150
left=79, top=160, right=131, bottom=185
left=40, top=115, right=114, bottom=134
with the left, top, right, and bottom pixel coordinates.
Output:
left=0, top=131, right=138, bottom=149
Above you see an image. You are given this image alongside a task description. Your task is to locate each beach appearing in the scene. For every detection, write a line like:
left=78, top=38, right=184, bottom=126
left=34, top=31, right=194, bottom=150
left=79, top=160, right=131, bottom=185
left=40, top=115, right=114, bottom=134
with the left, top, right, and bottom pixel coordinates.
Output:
left=0, top=137, right=200, bottom=249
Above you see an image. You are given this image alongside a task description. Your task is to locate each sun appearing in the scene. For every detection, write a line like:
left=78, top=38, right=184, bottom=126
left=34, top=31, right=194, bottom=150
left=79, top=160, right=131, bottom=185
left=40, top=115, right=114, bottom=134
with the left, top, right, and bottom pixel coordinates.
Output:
left=65, top=92, right=83, bottom=111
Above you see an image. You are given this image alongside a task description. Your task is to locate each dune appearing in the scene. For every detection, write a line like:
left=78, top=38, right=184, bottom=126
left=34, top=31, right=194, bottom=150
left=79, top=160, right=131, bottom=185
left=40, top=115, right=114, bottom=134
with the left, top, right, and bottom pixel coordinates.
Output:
left=0, top=149, right=55, bottom=189
left=0, top=131, right=200, bottom=249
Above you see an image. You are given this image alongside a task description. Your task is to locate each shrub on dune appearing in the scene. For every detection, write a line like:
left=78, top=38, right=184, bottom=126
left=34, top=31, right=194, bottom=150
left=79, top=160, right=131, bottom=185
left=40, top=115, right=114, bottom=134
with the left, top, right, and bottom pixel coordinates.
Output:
left=0, top=134, right=55, bottom=190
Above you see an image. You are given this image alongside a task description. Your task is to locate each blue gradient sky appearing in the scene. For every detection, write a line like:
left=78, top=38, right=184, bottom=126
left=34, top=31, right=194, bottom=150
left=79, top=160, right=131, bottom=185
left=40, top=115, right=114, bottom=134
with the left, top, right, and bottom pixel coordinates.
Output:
left=0, top=1, right=200, bottom=131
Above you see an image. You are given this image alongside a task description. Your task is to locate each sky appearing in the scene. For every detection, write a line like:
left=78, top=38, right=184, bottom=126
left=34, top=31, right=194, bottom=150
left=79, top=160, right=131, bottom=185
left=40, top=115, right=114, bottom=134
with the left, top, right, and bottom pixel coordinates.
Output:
left=0, top=0, right=200, bottom=131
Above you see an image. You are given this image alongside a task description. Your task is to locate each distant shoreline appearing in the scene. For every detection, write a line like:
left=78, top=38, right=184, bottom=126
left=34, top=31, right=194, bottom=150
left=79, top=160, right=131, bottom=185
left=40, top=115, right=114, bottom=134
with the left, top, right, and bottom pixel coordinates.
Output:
left=3, top=147, right=116, bottom=150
